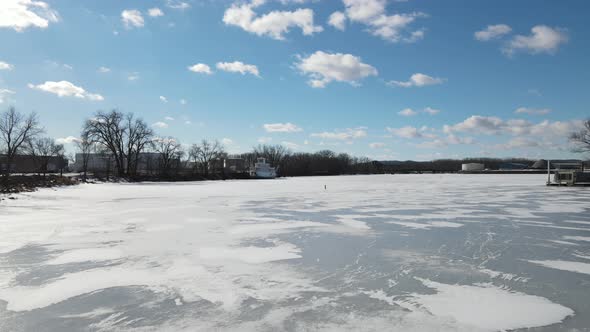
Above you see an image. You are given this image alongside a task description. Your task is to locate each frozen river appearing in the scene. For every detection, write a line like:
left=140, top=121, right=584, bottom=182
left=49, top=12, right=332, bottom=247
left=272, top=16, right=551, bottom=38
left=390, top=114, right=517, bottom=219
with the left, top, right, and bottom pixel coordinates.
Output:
left=1, top=174, right=589, bottom=331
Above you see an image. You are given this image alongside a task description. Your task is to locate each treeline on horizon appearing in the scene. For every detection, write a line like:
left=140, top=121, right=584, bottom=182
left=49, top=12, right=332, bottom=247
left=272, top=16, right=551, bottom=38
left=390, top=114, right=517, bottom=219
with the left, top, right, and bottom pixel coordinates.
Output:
left=2, top=107, right=590, bottom=183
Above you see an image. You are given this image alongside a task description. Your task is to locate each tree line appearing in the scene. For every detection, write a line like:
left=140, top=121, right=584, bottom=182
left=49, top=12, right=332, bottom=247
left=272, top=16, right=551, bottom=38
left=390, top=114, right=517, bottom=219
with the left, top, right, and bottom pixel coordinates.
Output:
left=2, top=107, right=590, bottom=184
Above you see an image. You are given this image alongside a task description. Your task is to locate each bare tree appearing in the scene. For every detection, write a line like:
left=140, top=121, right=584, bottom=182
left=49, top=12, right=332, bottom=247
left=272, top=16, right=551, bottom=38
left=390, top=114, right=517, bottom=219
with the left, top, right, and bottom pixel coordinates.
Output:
left=0, top=107, right=43, bottom=178
left=188, top=140, right=225, bottom=176
left=25, top=137, right=65, bottom=177
left=82, top=110, right=153, bottom=177
left=570, top=119, right=590, bottom=153
left=253, top=144, right=289, bottom=169
left=125, top=113, right=155, bottom=176
left=153, top=137, right=183, bottom=176
left=75, top=134, right=94, bottom=180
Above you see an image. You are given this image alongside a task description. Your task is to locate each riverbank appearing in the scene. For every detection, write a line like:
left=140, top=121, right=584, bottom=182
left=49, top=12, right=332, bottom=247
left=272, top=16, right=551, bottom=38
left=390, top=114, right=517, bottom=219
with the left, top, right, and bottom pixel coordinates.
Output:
left=0, top=175, right=79, bottom=195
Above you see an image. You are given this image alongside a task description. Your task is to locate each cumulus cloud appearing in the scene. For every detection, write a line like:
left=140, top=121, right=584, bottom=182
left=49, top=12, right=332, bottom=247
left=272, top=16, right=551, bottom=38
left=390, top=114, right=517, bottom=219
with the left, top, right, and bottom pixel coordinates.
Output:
left=0, top=0, right=59, bottom=31
left=216, top=61, right=259, bottom=76
left=388, top=73, right=445, bottom=88
left=188, top=63, right=213, bottom=75
left=474, top=24, right=511, bottom=41
left=281, top=141, right=300, bottom=150
left=221, top=138, right=234, bottom=146
left=56, top=136, right=81, bottom=144
left=423, top=107, right=440, bottom=115
left=504, top=25, right=568, bottom=55
left=386, top=126, right=424, bottom=139
left=263, top=122, right=302, bottom=133
left=164, top=116, right=175, bottom=121
left=0, top=61, right=14, bottom=70
left=328, top=11, right=346, bottom=30
left=166, top=0, right=190, bottom=10
left=152, top=121, right=169, bottom=128
left=369, top=142, right=386, bottom=149
left=98, top=66, right=111, bottom=73
left=296, top=51, right=378, bottom=88
left=28, top=81, right=104, bottom=101
left=443, top=115, right=582, bottom=138
left=0, top=89, right=16, bottom=104
left=160, top=96, right=168, bottom=103
left=310, top=127, right=367, bottom=140
left=121, top=9, right=144, bottom=28
left=148, top=8, right=164, bottom=17
left=514, top=107, right=551, bottom=115
left=340, top=0, right=427, bottom=42
left=127, top=72, right=140, bottom=81
left=399, top=107, right=440, bottom=116
left=398, top=108, right=417, bottom=116
left=223, top=0, right=322, bottom=40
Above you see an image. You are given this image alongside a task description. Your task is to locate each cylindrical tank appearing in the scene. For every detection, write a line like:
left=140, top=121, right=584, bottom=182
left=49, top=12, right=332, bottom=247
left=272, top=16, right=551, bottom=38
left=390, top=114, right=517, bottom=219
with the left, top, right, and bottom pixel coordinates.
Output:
left=461, top=163, right=485, bottom=171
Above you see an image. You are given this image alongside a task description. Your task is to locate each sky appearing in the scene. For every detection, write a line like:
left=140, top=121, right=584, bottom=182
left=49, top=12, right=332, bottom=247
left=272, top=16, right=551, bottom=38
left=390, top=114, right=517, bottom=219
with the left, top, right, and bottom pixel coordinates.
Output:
left=0, top=0, right=589, bottom=161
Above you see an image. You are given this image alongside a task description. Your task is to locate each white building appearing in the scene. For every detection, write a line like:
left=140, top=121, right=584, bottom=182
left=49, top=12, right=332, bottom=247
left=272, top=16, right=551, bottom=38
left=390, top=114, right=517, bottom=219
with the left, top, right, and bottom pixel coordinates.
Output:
left=461, top=163, right=485, bottom=172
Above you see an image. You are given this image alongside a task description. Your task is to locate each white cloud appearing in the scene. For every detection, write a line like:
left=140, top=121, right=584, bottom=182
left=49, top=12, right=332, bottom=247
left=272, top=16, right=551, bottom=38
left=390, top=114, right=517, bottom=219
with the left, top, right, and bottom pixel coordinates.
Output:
left=152, top=121, right=169, bottom=128
left=369, top=142, right=385, bottom=149
left=474, top=24, right=511, bottom=41
left=328, top=11, right=346, bottom=30
left=166, top=0, right=190, bottom=10
left=444, top=115, right=582, bottom=138
left=386, top=126, right=423, bottom=139
left=258, top=137, right=273, bottom=143
left=423, top=107, right=440, bottom=115
left=223, top=0, right=323, bottom=40
left=148, top=8, right=164, bottom=17
left=504, top=25, right=568, bottom=55
left=128, top=72, right=140, bottom=81
left=180, top=99, right=187, bottom=105
left=28, top=81, right=104, bottom=101
left=121, top=9, right=144, bottom=28
left=164, top=116, right=175, bottom=121
left=221, top=138, right=234, bottom=146
left=98, top=66, right=111, bottom=73
left=160, top=96, right=168, bottom=103
left=216, top=61, right=259, bottom=76
left=0, top=89, right=15, bottom=104
left=388, top=73, right=445, bottom=88
left=310, top=127, right=367, bottom=140
left=296, top=51, right=377, bottom=88
left=0, top=0, right=59, bottom=31
left=514, top=107, right=551, bottom=115
left=398, top=108, right=416, bottom=116
left=188, top=63, right=213, bottom=75
left=341, top=0, right=426, bottom=42
left=0, top=61, right=14, bottom=70
left=263, top=122, right=302, bottom=133
left=281, top=141, right=299, bottom=150
left=56, top=136, right=81, bottom=144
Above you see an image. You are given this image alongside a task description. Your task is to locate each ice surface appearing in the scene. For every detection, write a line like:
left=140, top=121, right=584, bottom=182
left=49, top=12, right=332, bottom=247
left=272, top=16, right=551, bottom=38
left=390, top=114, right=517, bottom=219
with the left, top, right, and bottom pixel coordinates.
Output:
left=45, top=248, right=124, bottom=265
left=0, top=174, right=589, bottom=331
left=527, top=260, right=590, bottom=275
left=406, top=278, right=574, bottom=331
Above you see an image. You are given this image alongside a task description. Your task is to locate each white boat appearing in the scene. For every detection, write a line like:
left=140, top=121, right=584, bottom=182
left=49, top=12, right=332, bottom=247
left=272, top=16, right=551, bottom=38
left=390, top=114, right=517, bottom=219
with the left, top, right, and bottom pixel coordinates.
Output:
left=249, top=158, right=277, bottom=179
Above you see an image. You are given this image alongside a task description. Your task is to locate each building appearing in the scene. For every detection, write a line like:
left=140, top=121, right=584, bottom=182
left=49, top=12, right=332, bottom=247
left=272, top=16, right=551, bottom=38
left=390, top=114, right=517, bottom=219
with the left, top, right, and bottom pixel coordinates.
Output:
left=72, top=152, right=180, bottom=175
left=461, top=163, right=485, bottom=172
left=224, top=158, right=247, bottom=173
left=499, top=162, right=528, bottom=170
left=0, top=154, right=68, bottom=174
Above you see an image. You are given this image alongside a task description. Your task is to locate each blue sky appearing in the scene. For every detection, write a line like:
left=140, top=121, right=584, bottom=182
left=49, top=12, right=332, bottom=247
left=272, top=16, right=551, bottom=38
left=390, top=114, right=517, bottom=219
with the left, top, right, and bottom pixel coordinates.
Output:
left=0, top=0, right=588, bottom=160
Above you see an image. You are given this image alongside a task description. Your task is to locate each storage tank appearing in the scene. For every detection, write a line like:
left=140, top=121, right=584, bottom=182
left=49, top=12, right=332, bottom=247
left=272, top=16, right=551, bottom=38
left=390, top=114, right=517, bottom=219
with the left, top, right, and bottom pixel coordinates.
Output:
left=461, top=163, right=485, bottom=171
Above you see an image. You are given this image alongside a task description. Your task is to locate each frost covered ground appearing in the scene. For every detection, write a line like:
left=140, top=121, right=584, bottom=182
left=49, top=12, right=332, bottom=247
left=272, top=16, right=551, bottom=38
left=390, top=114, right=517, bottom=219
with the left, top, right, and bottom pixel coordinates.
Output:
left=1, top=174, right=589, bottom=331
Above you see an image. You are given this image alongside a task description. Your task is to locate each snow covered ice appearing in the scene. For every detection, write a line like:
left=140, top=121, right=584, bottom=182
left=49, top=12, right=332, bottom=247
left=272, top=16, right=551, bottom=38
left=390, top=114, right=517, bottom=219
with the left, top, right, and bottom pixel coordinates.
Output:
left=1, top=174, right=589, bottom=331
